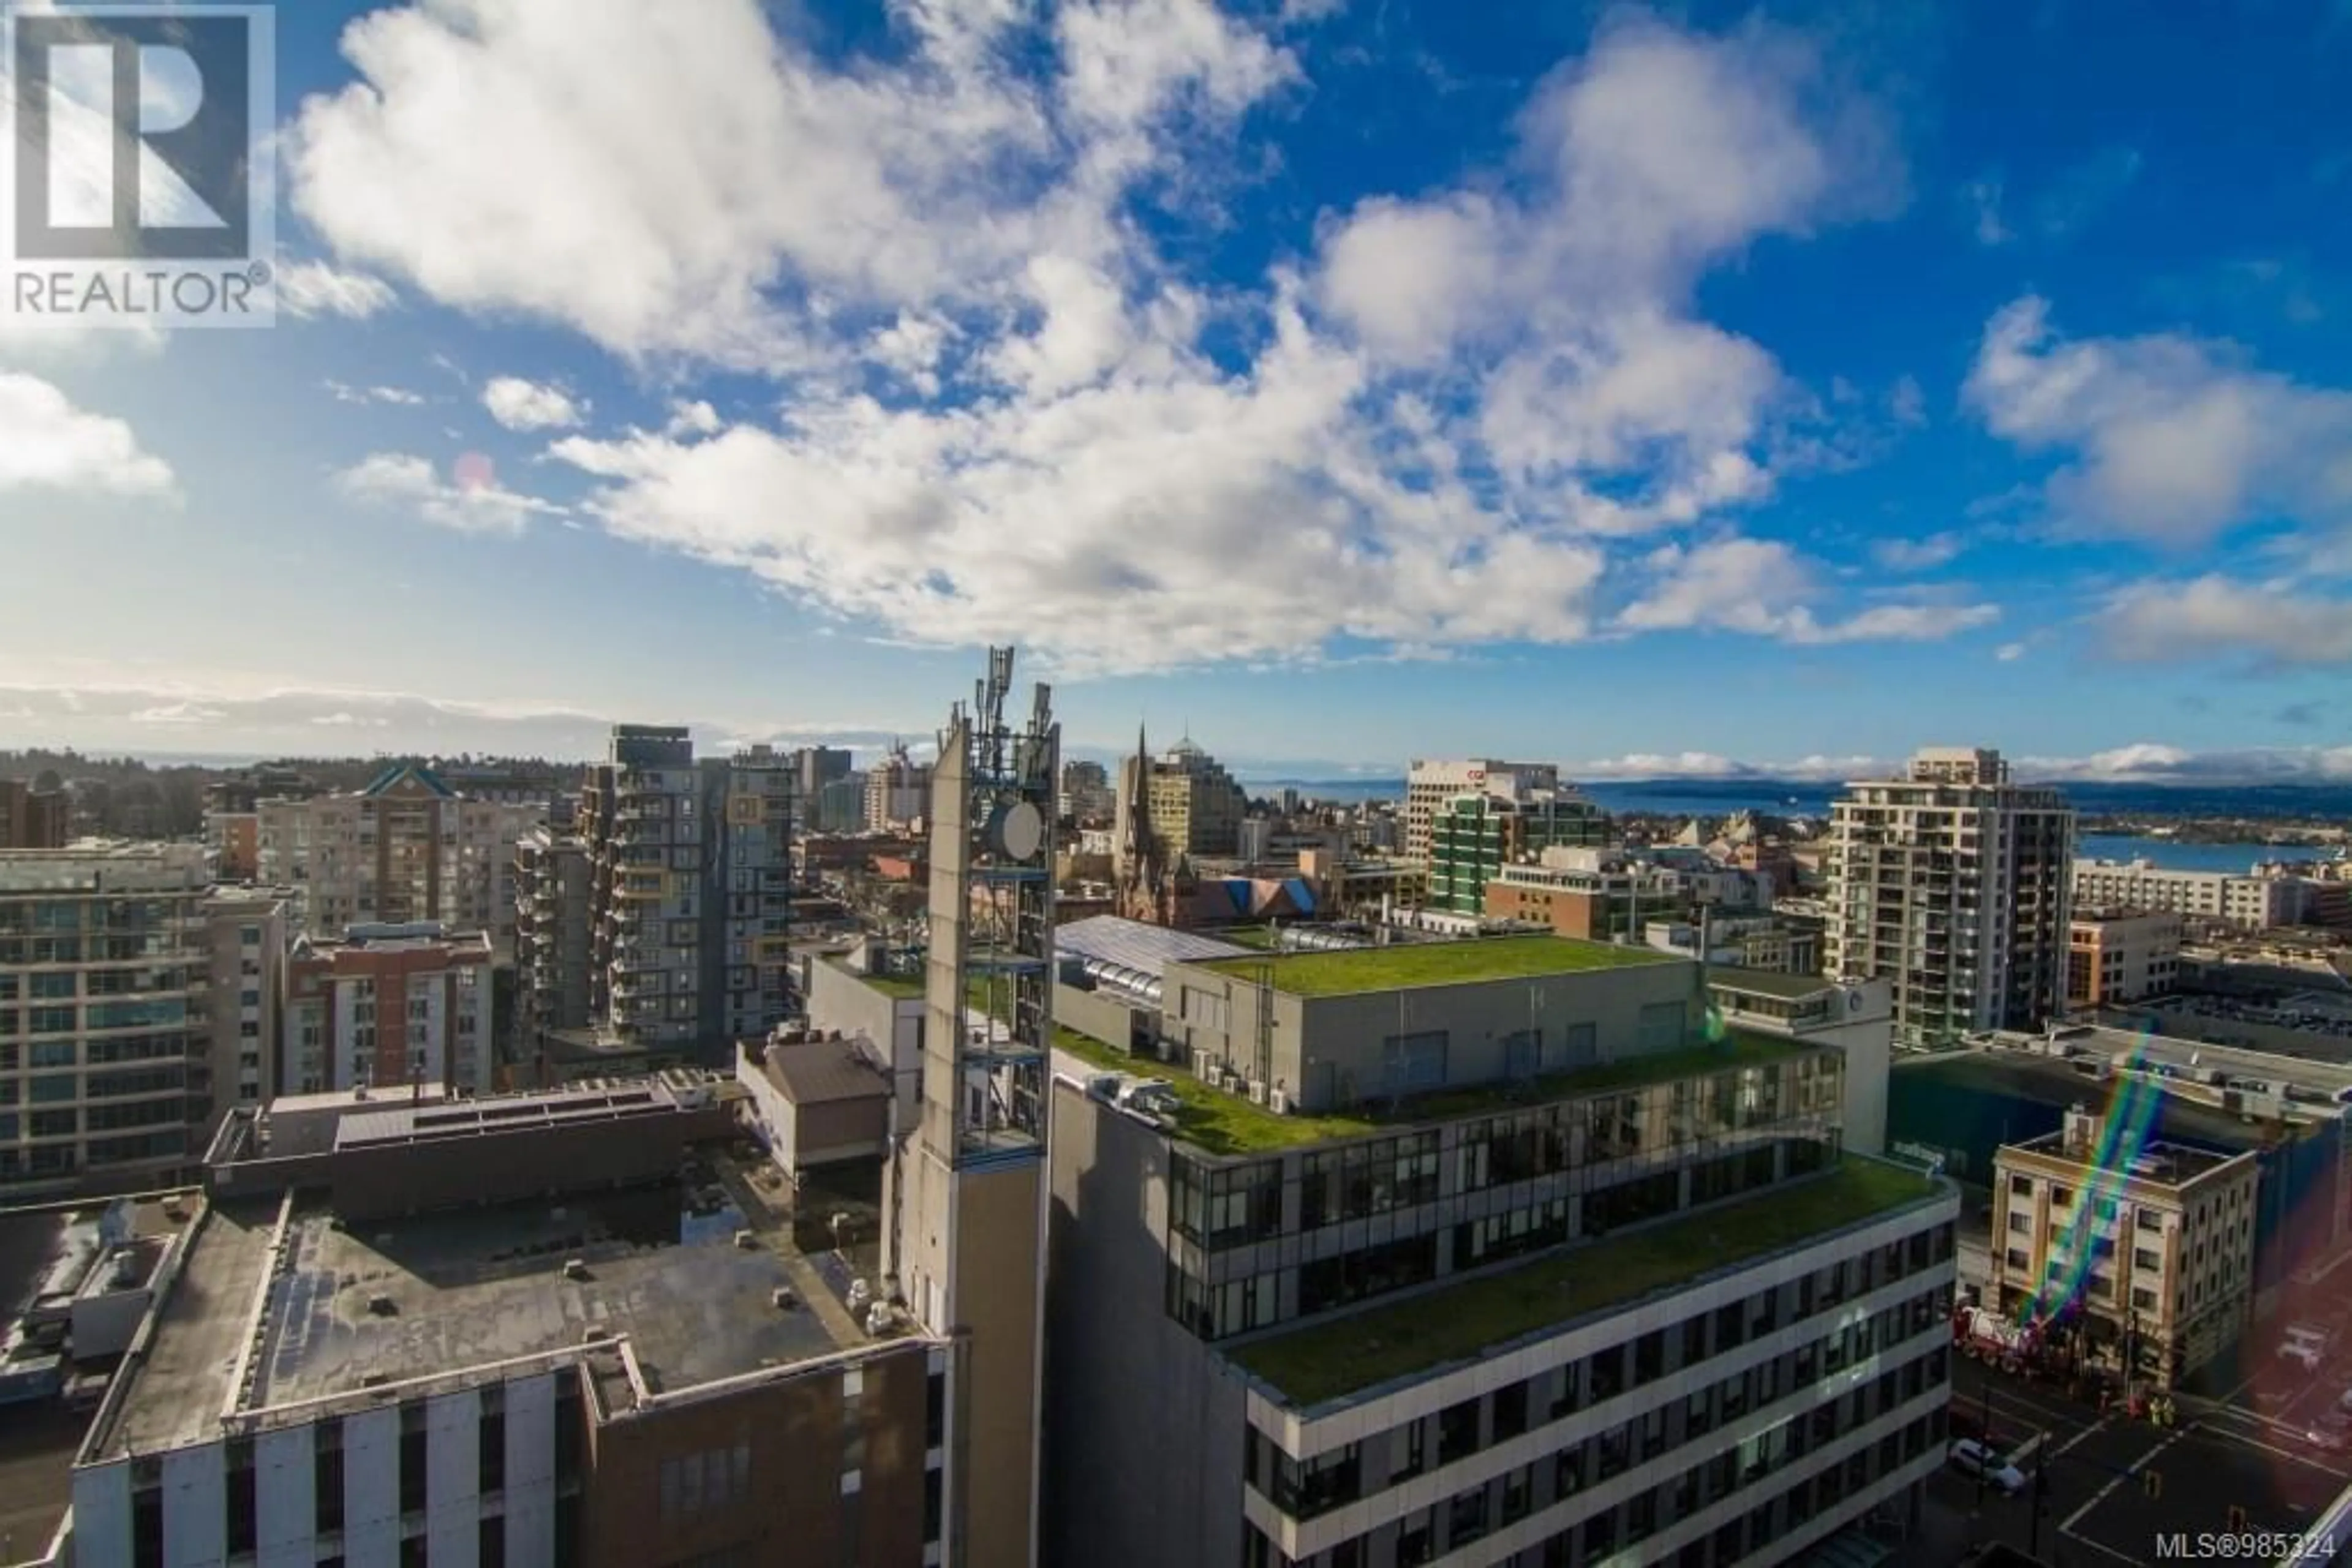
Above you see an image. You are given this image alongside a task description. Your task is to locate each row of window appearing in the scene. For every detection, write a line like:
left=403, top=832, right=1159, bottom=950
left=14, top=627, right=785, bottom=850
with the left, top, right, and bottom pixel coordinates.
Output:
left=1250, top=1265, right=1954, bottom=1523
left=1170, top=1138, right=1842, bottom=1342
left=1249, top=1399, right=1948, bottom=1568
left=1172, top=1061, right=1842, bottom=1254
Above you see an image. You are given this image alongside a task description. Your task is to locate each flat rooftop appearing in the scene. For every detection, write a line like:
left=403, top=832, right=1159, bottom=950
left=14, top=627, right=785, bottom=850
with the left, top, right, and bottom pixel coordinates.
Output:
left=2008, top=1132, right=2242, bottom=1185
left=1708, top=968, right=1837, bottom=1002
left=1190, top=934, right=1679, bottom=997
left=1052, top=1025, right=1821, bottom=1159
left=92, top=1169, right=864, bottom=1459
left=1225, top=1157, right=1951, bottom=1408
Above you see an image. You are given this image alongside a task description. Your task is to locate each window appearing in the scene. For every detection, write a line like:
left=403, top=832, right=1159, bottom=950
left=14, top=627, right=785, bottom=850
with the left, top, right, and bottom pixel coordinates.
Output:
left=1493, top=1381, right=1529, bottom=1443
left=1439, top=1400, right=1480, bottom=1465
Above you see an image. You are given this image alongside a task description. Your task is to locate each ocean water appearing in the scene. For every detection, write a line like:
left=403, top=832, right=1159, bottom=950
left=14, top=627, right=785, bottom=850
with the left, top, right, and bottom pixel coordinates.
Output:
left=1243, top=777, right=2349, bottom=873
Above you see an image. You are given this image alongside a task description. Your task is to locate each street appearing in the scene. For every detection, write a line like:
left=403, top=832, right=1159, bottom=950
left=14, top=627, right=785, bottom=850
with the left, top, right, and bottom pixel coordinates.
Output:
left=1918, top=1354, right=2352, bottom=1565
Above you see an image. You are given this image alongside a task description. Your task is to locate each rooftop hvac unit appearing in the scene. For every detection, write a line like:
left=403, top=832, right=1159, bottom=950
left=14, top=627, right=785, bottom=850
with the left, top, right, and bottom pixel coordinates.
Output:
left=771, top=1287, right=797, bottom=1311
left=733, top=1229, right=758, bottom=1250
left=1246, top=1080, right=1268, bottom=1106
left=561, top=1258, right=589, bottom=1281
left=1268, top=1089, right=1291, bottom=1115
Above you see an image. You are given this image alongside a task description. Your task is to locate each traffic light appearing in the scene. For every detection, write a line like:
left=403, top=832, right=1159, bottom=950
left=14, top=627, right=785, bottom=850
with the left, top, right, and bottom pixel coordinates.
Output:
left=2230, top=1506, right=2251, bottom=1531
left=2144, top=1469, right=2163, bottom=1499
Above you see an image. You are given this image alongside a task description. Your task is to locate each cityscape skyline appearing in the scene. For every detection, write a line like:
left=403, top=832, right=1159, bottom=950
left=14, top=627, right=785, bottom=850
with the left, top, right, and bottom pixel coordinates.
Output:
left=4, top=1, right=2351, bottom=775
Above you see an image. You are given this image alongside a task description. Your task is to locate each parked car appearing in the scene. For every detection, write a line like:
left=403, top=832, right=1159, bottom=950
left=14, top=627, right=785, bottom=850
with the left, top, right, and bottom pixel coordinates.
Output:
left=1950, top=1439, right=2028, bottom=1494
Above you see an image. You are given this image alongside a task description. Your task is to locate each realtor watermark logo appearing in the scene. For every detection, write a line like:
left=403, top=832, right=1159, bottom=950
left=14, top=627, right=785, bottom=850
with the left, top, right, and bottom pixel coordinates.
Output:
left=4, top=4, right=276, bottom=328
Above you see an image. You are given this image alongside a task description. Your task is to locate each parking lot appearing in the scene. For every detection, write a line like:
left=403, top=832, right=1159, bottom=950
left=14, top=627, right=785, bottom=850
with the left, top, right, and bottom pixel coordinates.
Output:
left=1920, top=1355, right=2352, bottom=1566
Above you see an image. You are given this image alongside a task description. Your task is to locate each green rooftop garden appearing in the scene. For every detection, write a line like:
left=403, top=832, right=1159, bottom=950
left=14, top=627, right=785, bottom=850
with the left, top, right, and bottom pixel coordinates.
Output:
left=1051, top=1027, right=1382, bottom=1155
left=827, top=956, right=925, bottom=1000
left=1226, top=1156, right=1945, bottom=1407
left=1193, top=934, right=1676, bottom=997
left=1216, top=924, right=1281, bottom=951
left=1050, top=1024, right=1815, bottom=1159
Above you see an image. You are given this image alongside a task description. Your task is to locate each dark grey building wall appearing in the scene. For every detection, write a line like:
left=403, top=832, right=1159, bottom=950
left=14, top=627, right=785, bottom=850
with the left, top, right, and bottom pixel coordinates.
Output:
left=1045, top=1087, right=1250, bottom=1568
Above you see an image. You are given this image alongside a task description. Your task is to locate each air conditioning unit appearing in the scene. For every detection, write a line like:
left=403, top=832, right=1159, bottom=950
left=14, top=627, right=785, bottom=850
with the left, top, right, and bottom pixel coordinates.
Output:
left=1268, top=1089, right=1291, bottom=1115
left=1246, top=1080, right=1268, bottom=1105
left=1193, top=1049, right=1215, bottom=1079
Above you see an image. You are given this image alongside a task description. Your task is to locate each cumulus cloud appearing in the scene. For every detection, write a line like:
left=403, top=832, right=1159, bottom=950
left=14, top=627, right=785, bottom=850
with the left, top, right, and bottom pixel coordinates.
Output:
left=361, top=10, right=1912, bottom=673
left=482, top=377, right=587, bottom=431
left=1966, top=296, right=2352, bottom=548
left=325, top=380, right=426, bottom=407
left=333, top=453, right=567, bottom=536
left=0, top=373, right=175, bottom=498
left=1570, top=745, right=2352, bottom=785
left=1616, top=537, right=1997, bottom=645
left=1871, top=531, right=1963, bottom=571
left=2015, top=744, right=2352, bottom=784
left=0, top=677, right=967, bottom=760
left=1960, top=175, right=2008, bottom=246
left=278, top=260, right=399, bottom=320
left=2095, top=575, right=2352, bottom=666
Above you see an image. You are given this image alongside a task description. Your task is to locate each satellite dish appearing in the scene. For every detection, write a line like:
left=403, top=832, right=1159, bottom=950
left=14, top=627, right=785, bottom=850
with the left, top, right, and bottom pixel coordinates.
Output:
left=990, top=800, right=1044, bottom=862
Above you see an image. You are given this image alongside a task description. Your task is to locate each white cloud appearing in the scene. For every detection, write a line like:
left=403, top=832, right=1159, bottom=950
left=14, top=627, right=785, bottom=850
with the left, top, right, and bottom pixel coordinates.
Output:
left=481, top=377, right=586, bottom=431
left=664, top=400, right=722, bottom=439
left=0, top=373, right=175, bottom=498
left=1966, top=296, right=2352, bottom=547
left=1996, top=641, right=2028, bottom=662
left=2035, top=146, right=2141, bottom=239
left=325, top=380, right=426, bottom=407
left=481, top=14, right=1901, bottom=672
left=1869, top=531, right=1963, bottom=571
left=2015, top=744, right=2352, bottom=784
left=334, top=452, right=567, bottom=536
left=277, top=260, right=399, bottom=320
left=1616, top=537, right=1997, bottom=645
left=128, top=703, right=229, bottom=726
left=1961, top=175, right=2009, bottom=245
left=1573, top=752, right=1754, bottom=779
left=1570, top=745, right=2352, bottom=785
left=2096, top=575, right=2352, bottom=666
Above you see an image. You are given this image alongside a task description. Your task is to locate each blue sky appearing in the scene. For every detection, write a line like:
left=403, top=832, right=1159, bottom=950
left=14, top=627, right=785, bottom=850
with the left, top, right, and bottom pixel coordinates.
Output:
left=2, top=0, right=2350, bottom=782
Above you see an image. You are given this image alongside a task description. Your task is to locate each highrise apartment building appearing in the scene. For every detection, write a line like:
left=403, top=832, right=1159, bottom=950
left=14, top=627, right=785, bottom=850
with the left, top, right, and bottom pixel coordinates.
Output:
left=1045, top=937, right=1956, bottom=1567
left=1404, top=759, right=1560, bottom=865
left=257, top=765, right=538, bottom=955
left=282, top=921, right=497, bottom=1096
left=198, top=886, right=290, bottom=1112
left=0, top=778, right=70, bottom=849
left=1825, top=747, right=2075, bottom=1049
left=1059, top=757, right=1114, bottom=823
left=813, top=774, right=869, bottom=834
left=514, top=828, right=594, bottom=1042
left=792, top=744, right=854, bottom=801
left=0, top=845, right=282, bottom=1198
left=1428, top=786, right=1613, bottom=913
left=1114, top=731, right=1248, bottom=878
left=864, top=745, right=933, bottom=831
left=578, top=729, right=794, bottom=1058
